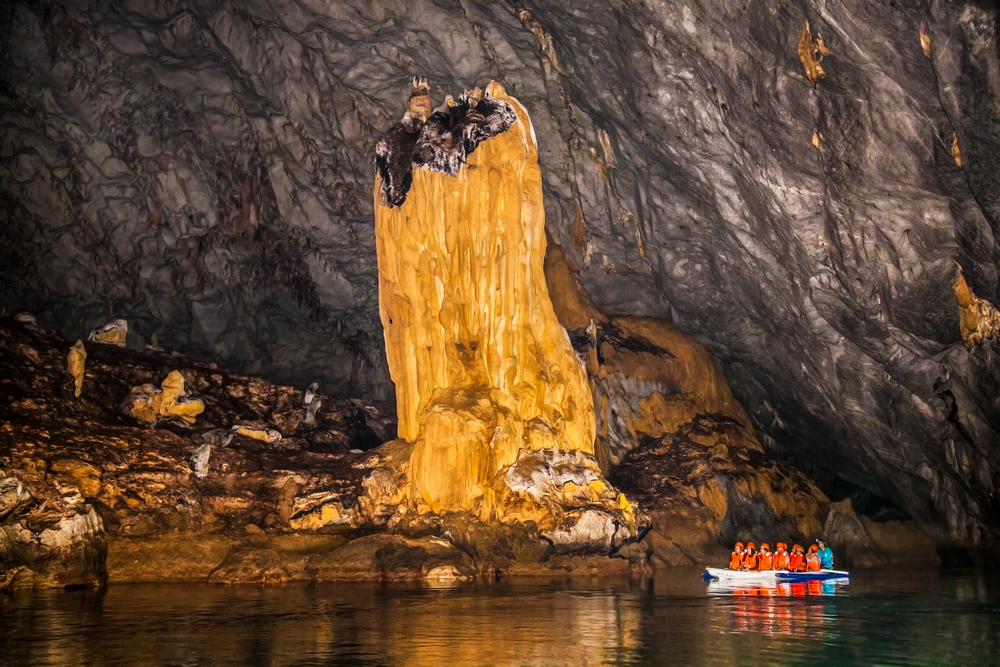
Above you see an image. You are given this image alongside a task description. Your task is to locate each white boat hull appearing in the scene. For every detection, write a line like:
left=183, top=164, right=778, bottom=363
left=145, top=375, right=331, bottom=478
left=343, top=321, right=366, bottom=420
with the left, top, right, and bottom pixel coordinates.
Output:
left=704, top=567, right=849, bottom=581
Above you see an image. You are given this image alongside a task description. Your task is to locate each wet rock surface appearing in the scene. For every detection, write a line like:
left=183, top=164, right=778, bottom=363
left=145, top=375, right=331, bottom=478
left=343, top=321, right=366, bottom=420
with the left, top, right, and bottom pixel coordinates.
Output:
left=0, top=317, right=660, bottom=586
left=1, top=0, right=998, bottom=558
left=0, top=316, right=396, bottom=586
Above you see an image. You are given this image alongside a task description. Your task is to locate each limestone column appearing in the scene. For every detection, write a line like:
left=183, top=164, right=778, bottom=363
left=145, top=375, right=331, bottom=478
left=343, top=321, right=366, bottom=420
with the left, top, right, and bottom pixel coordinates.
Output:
left=374, top=82, right=596, bottom=514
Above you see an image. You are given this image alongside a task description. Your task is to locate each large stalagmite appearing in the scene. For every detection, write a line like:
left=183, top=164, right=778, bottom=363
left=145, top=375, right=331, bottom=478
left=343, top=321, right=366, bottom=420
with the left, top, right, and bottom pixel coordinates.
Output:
left=374, top=82, right=620, bottom=528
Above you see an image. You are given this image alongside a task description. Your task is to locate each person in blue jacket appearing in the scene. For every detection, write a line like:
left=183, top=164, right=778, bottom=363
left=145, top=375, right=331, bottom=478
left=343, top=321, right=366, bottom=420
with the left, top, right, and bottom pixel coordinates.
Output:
left=817, top=539, right=834, bottom=569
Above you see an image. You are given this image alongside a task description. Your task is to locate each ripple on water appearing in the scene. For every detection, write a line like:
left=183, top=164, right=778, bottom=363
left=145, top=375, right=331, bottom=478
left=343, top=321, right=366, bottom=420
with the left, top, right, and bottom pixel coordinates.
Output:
left=1, top=567, right=998, bottom=666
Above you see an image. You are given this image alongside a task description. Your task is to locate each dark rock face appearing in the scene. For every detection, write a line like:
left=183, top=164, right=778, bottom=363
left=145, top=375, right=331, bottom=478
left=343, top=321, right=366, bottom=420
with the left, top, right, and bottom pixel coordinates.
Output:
left=1, top=1, right=999, bottom=554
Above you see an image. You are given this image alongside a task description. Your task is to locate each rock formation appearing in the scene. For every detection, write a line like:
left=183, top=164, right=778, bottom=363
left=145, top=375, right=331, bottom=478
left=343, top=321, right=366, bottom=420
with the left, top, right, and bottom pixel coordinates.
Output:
left=953, top=267, right=1000, bottom=349
left=1, top=0, right=999, bottom=561
left=374, top=81, right=635, bottom=549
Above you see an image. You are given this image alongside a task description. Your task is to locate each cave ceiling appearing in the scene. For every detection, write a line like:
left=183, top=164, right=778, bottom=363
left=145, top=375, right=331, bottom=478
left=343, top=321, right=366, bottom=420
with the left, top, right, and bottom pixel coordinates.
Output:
left=1, top=0, right=999, bottom=545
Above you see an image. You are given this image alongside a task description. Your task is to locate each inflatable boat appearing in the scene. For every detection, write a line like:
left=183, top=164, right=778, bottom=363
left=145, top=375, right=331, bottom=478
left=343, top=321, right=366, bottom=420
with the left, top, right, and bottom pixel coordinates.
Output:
left=703, top=567, right=850, bottom=581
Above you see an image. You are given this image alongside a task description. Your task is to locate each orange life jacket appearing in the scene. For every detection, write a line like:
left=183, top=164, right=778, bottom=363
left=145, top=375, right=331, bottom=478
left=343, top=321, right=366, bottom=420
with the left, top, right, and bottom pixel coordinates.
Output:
left=758, top=551, right=773, bottom=571
left=730, top=551, right=743, bottom=570
left=743, top=552, right=759, bottom=570
left=788, top=553, right=804, bottom=571
left=775, top=551, right=790, bottom=569
left=806, top=552, right=821, bottom=571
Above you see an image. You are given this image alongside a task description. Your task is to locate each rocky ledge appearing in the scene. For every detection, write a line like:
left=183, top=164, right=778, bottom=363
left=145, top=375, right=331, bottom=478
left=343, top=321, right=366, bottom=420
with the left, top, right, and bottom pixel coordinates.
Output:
left=0, top=315, right=938, bottom=589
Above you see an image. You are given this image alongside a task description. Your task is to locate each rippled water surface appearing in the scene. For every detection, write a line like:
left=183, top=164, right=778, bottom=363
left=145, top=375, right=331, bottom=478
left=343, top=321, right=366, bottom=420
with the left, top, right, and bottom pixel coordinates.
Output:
left=2, top=567, right=998, bottom=666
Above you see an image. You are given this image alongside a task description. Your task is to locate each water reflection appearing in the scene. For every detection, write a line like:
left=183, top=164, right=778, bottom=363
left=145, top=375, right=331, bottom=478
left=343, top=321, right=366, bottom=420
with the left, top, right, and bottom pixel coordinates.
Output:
left=705, top=578, right=848, bottom=639
left=1, top=568, right=999, bottom=666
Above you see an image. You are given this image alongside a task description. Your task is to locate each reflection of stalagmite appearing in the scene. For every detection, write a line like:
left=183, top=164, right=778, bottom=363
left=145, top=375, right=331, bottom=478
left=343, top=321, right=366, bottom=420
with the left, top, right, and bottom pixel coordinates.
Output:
left=66, top=340, right=86, bottom=398
left=953, top=266, right=1000, bottom=349
left=375, top=81, right=631, bottom=535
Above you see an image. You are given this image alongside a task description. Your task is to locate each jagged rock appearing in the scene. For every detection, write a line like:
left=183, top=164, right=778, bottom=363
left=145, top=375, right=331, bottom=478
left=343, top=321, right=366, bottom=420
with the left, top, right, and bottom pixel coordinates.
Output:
left=643, top=529, right=696, bottom=568
left=953, top=269, right=1000, bottom=349
left=539, top=509, right=623, bottom=555
left=306, top=534, right=475, bottom=582
left=611, top=414, right=831, bottom=565
left=0, top=318, right=397, bottom=586
left=87, top=319, right=128, bottom=348
left=0, top=505, right=107, bottom=588
left=121, top=370, right=205, bottom=426
left=196, top=429, right=234, bottom=449
left=288, top=492, right=354, bottom=530
left=0, top=475, right=32, bottom=522
left=302, top=397, right=322, bottom=428
left=190, top=443, right=211, bottom=479
left=824, top=499, right=888, bottom=568
left=208, top=547, right=291, bottom=585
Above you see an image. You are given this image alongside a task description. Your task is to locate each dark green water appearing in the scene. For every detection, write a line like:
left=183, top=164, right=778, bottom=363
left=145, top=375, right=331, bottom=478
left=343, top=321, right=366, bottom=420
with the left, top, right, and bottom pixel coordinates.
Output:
left=1, top=567, right=998, bottom=666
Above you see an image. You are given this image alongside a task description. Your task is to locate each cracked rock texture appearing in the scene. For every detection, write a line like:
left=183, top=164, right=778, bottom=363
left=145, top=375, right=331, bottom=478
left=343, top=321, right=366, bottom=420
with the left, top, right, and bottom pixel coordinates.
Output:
left=1, top=0, right=999, bottom=556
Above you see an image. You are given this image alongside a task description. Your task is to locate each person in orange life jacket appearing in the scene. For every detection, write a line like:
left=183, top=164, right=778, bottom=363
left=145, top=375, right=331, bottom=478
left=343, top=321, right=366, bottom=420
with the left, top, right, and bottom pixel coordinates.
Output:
left=757, top=542, right=773, bottom=571
left=788, top=544, right=805, bottom=571
left=773, top=542, right=790, bottom=570
left=742, top=542, right=759, bottom=570
left=730, top=542, right=745, bottom=570
left=805, top=544, right=821, bottom=571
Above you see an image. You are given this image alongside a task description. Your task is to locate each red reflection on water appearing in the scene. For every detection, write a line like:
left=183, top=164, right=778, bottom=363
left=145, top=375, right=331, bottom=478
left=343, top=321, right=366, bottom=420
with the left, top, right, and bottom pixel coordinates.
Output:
left=710, top=578, right=844, bottom=637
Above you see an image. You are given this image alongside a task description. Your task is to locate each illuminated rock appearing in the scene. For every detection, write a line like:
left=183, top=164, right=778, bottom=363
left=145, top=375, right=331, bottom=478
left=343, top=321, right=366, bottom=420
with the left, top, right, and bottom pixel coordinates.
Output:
left=87, top=318, right=127, bottom=347
left=190, top=443, right=211, bottom=479
left=374, top=82, right=632, bottom=540
left=952, top=267, right=1000, bottom=349
left=121, top=370, right=205, bottom=426
left=232, top=424, right=282, bottom=445
left=545, top=243, right=757, bottom=466
left=66, top=340, right=86, bottom=398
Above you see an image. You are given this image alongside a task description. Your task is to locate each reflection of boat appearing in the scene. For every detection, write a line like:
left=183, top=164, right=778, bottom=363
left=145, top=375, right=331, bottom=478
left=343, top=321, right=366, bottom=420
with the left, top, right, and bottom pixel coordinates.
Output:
left=703, top=567, right=850, bottom=582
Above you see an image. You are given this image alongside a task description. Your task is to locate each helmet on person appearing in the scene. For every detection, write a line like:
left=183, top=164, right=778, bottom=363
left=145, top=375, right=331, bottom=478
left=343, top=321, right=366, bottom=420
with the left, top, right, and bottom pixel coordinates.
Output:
left=792, top=544, right=803, bottom=553
left=760, top=542, right=770, bottom=551
left=734, top=542, right=744, bottom=550
left=776, top=542, right=787, bottom=550
left=808, top=544, right=818, bottom=552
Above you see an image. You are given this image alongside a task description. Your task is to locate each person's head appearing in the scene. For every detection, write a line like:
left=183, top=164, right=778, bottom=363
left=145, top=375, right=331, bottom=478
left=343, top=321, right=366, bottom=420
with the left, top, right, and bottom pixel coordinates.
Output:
left=735, top=542, right=744, bottom=551
left=760, top=542, right=770, bottom=552
left=792, top=544, right=803, bottom=553
left=818, top=539, right=828, bottom=549
left=776, top=542, right=787, bottom=551
left=808, top=544, right=818, bottom=553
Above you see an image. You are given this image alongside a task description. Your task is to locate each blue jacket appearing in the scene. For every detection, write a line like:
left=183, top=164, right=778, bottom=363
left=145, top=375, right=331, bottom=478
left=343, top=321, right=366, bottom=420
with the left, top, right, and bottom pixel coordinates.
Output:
left=818, top=546, right=834, bottom=569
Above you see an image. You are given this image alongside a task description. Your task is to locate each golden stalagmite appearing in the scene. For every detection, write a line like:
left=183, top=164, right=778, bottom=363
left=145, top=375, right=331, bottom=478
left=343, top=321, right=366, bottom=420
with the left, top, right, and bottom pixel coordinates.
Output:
left=66, top=340, right=86, bottom=398
left=375, top=82, right=597, bottom=514
left=953, top=267, right=1000, bottom=349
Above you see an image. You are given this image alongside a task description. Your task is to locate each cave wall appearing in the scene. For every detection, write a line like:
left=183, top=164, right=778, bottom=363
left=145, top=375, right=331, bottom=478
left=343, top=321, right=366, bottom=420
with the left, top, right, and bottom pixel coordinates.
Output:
left=1, top=0, right=999, bottom=550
